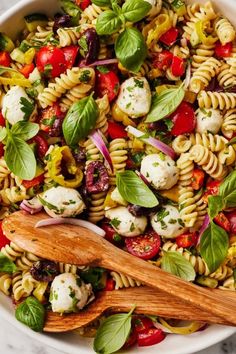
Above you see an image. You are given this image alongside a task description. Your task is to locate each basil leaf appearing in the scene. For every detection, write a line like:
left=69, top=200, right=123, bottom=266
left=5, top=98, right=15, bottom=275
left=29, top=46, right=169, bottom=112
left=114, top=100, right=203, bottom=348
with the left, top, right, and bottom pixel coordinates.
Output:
left=208, top=195, right=224, bottom=220
left=116, top=170, right=159, bottom=208
left=146, top=86, right=185, bottom=123
left=200, top=222, right=229, bottom=273
left=0, top=127, right=7, bottom=142
left=62, top=95, right=98, bottom=146
left=93, top=307, right=135, bottom=354
left=80, top=267, right=106, bottom=290
left=96, top=10, right=122, bottom=35
left=161, top=251, right=196, bottom=281
left=5, top=135, right=36, bottom=180
left=15, top=296, right=45, bottom=332
left=20, top=97, right=35, bottom=121
left=122, top=0, right=152, bottom=22
left=115, top=28, right=147, bottom=73
left=219, top=170, right=236, bottom=208
left=92, top=0, right=111, bottom=6
left=0, top=252, right=17, bottom=273
left=11, top=122, right=39, bottom=141
left=60, top=0, right=81, bottom=18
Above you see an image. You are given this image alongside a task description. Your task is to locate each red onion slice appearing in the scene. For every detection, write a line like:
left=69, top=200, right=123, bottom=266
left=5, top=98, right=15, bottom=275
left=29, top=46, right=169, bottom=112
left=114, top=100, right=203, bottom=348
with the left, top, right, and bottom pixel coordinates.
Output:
left=198, top=214, right=210, bottom=245
left=126, top=126, right=176, bottom=160
left=89, top=130, right=113, bottom=172
left=20, top=197, right=43, bottom=215
left=35, top=218, right=105, bottom=237
left=79, top=59, right=118, bottom=68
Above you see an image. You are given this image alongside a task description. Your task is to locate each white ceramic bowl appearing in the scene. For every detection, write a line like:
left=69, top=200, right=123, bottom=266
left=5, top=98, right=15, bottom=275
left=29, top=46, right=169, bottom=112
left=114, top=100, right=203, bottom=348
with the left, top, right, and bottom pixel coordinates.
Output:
left=0, top=0, right=235, bottom=353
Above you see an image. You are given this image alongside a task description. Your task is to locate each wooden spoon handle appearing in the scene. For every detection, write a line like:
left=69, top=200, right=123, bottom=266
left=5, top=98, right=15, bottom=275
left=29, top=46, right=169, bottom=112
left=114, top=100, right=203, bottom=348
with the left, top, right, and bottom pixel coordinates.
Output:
left=44, top=287, right=235, bottom=332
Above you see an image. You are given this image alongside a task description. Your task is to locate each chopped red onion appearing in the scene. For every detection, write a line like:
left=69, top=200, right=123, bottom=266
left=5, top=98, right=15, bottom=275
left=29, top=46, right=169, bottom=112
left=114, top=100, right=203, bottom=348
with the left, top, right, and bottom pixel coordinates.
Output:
left=198, top=214, right=210, bottom=245
left=79, top=59, right=118, bottom=68
left=126, top=126, right=176, bottom=160
left=89, top=130, right=113, bottom=172
left=35, top=218, right=105, bottom=237
left=20, top=197, right=43, bottom=215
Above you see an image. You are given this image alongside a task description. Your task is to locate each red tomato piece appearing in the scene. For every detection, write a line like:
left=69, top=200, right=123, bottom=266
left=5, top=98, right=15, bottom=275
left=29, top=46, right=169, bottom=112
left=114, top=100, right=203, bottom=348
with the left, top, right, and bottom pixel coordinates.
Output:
left=19, top=63, right=35, bottom=78
left=75, top=0, right=91, bottom=10
left=191, top=169, right=205, bottom=190
left=153, top=50, right=173, bottom=70
left=171, top=56, right=185, bottom=77
left=125, top=231, right=161, bottom=260
left=0, top=221, right=10, bottom=248
left=0, top=51, right=11, bottom=67
left=226, top=211, right=236, bottom=234
left=36, top=46, right=66, bottom=78
left=101, top=221, right=122, bottom=244
left=133, top=316, right=154, bottom=333
left=214, top=212, right=231, bottom=233
left=96, top=70, right=120, bottom=102
left=107, top=121, right=127, bottom=139
left=202, top=180, right=221, bottom=203
left=170, top=101, right=196, bottom=136
left=0, top=112, right=5, bottom=127
left=123, top=329, right=137, bottom=349
left=30, top=134, right=48, bottom=159
left=62, top=46, right=79, bottom=69
left=105, top=278, right=115, bottom=291
left=39, top=102, right=65, bottom=133
left=176, top=232, right=199, bottom=248
left=215, top=41, right=233, bottom=58
left=137, top=328, right=165, bottom=347
left=22, top=174, right=45, bottom=189
left=0, top=143, right=4, bottom=158
left=160, top=27, right=179, bottom=46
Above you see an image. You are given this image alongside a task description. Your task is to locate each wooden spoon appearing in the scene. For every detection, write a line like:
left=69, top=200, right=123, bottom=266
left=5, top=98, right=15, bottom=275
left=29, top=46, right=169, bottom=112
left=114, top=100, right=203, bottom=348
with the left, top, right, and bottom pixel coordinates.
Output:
left=3, top=211, right=236, bottom=326
left=44, top=286, right=236, bottom=332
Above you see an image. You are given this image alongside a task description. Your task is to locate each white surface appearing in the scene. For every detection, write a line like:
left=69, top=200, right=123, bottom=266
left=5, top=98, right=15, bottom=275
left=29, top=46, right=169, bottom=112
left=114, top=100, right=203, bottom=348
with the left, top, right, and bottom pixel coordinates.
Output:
left=0, top=0, right=236, bottom=354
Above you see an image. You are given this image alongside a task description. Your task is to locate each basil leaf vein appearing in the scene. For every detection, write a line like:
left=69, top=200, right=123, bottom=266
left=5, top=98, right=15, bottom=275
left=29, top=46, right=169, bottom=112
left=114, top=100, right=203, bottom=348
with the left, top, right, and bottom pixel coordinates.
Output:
left=96, top=10, right=122, bottom=35
left=15, top=296, right=45, bottom=332
left=208, top=195, right=224, bottom=220
left=116, top=170, right=159, bottom=208
left=11, top=121, right=39, bottom=141
left=122, top=0, right=152, bottom=22
left=0, top=252, right=17, bottom=273
left=146, top=86, right=185, bottom=123
left=219, top=170, right=236, bottom=208
left=161, top=251, right=196, bottom=281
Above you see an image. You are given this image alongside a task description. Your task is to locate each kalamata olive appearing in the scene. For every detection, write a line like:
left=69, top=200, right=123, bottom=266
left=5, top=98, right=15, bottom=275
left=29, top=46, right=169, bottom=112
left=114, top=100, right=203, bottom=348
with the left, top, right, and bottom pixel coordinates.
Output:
left=81, top=28, right=100, bottom=65
left=30, top=260, right=59, bottom=282
left=86, top=161, right=109, bottom=193
left=53, top=14, right=71, bottom=33
left=73, top=148, right=86, bottom=163
left=48, top=117, right=64, bottom=137
left=128, top=204, right=160, bottom=217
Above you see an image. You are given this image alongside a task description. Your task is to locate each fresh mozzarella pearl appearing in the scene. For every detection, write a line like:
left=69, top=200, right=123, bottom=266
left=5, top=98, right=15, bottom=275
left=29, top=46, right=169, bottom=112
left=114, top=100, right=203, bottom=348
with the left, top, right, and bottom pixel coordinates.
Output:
left=116, top=77, right=151, bottom=118
left=41, top=186, right=85, bottom=218
left=140, top=154, right=179, bottom=190
left=50, top=273, right=93, bottom=313
left=151, top=205, right=186, bottom=238
left=145, top=0, right=162, bottom=17
left=111, top=187, right=128, bottom=206
left=105, top=206, right=148, bottom=237
left=196, top=108, right=223, bottom=134
left=2, top=86, right=35, bottom=125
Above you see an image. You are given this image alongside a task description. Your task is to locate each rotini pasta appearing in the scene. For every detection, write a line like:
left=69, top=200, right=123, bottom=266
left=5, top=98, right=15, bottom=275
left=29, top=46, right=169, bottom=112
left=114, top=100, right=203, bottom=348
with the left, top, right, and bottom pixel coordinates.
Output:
left=108, top=139, right=128, bottom=185
left=198, top=91, right=236, bottom=110
left=222, top=109, right=236, bottom=138
left=190, top=57, right=221, bottom=93
left=189, top=132, right=228, bottom=152
left=0, top=273, right=12, bottom=296
left=215, top=18, right=236, bottom=45
left=79, top=4, right=104, bottom=25
left=57, top=27, right=80, bottom=47
left=1, top=242, right=24, bottom=262
left=88, top=191, right=106, bottom=223
left=110, top=271, right=142, bottom=290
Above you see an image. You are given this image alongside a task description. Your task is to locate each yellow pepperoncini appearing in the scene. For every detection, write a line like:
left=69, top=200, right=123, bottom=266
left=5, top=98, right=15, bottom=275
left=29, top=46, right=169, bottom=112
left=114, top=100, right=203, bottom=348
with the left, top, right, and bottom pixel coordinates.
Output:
left=112, top=103, right=136, bottom=127
left=194, top=20, right=218, bottom=46
left=25, top=48, right=36, bottom=64
left=47, top=146, right=83, bottom=188
left=159, top=185, right=179, bottom=203
left=0, top=66, right=31, bottom=87
left=145, top=14, right=172, bottom=46
left=104, top=187, right=118, bottom=210
left=159, top=318, right=204, bottom=334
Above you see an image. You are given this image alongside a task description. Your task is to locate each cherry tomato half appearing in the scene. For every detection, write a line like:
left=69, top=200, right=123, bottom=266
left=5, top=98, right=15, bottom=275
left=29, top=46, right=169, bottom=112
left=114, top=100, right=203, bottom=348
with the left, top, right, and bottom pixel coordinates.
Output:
left=30, top=134, right=48, bottom=159
left=0, top=143, right=4, bottom=158
left=125, top=231, right=161, bottom=260
left=0, top=221, right=10, bottom=248
left=36, top=46, right=66, bottom=78
left=39, top=102, right=65, bottom=133
left=0, top=112, right=5, bottom=127
left=19, top=63, right=35, bottom=78
left=214, top=212, right=231, bottom=233
left=62, top=46, right=79, bottom=69
left=22, top=173, right=45, bottom=189
left=137, top=328, right=165, bottom=347
left=160, top=27, right=179, bottom=46
left=123, top=329, right=137, bottom=349
left=96, top=70, right=120, bottom=102
left=133, top=316, right=154, bottom=333
left=176, top=232, right=198, bottom=248
left=0, top=51, right=11, bottom=67
left=191, top=169, right=205, bottom=190
left=215, top=41, right=233, bottom=58
left=107, top=121, right=127, bottom=140
left=153, top=50, right=173, bottom=70
left=202, top=180, right=221, bottom=203
left=171, top=56, right=185, bottom=77
left=101, top=221, right=122, bottom=244
left=75, top=0, right=91, bottom=10
left=105, top=278, right=115, bottom=291
left=226, top=211, right=236, bottom=234
left=170, top=101, right=196, bottom=136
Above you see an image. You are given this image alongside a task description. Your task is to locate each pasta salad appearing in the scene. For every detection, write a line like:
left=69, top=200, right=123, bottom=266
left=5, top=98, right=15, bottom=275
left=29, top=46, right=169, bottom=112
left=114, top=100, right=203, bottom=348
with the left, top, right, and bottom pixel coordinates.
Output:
left=0, top=0, right=236, bottom=352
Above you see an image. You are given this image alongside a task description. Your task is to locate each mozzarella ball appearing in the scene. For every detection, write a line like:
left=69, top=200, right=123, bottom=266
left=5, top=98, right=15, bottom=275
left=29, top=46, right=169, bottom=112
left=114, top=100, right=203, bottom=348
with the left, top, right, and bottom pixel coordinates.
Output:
left=41, top=186, right=85, bottom=218
left=105, top=206, right=148, bottom=237
left=145, top=0, right=162, bottom=17
left=50, top=273, right=93, bottom=313
left=2, top=86, right=35, bottom=125
left=116, top=77, right=151, bottom=118
left=151, top=205, right=186, bottom=238
left=196, top=108, right=223, bottom=134
left=111, top=187, right=128, bottom=206
left=140, top=154, right=179, bottom=190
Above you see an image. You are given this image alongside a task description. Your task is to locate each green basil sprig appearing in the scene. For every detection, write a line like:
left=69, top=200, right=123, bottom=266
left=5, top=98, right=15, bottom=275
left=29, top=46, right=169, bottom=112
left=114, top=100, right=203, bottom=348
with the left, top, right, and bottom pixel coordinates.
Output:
left=0, top=252, right=17, bottom=273
left=62, top=94, right=98, bottom=146
left=207, top=195, right=224, bottom=220
left=146, top=85, right=185, bottom=123
left=200, top=222, right=229, bottom=273
left=116, top=170, right=159, bottom=208
left=122, top=0, right=152, bottom=22
left=161, top=251, right=196, bottom=281
left=1, top=121, right=39, bottom=180
left=93, top=307, right=135, bottom=354
left=92, top=0, right=111, bottom=6
left=15, top=296, right=46, bottom=332
left=96, top=10, right=122, bottom=35
left=60, top=0, right=81, bottom=24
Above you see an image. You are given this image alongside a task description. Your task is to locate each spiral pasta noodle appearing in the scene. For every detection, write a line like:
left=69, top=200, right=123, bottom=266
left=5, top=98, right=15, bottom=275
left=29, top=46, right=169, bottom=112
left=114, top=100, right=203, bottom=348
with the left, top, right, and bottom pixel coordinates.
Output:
left=217, top=63, right=236, bottom=88
left=218, top=145, right=236, bottom=166
left=1, top=242, right=24, bottom=262
left=172, top=135, right=192, bottom=154
left=198, top=91, right=236, bottom=110
left=0, top=185, right=28, bottom=206
left=12, top=272, right=31, bottom=301
left=108, top=139, right=128, bottom=185
left=21, top=272, right=48, bottom=302
left=95, top=95, right=110, bottom=135
left=191, top=191, right=208, bottom=231
left=0, top=273, right=12, bottom=296
left=222, top=109, right=236, bottom=138
left=57, top=27, right=80, bottom=47
left=191, top=44, right=216, bottom=71
left=60, top=82, right=95, bottom=112
left=219, top=276, right=235, bottom=291
left=88, top=192, right=106, bottom=224
left=79, top=4, right=104, bottom=25
left=176, top=153, right=194, bottom=187
left=16, top=252, right=42, bottom=271
left=84, top=138, right=102, bottom=166
left=190, top=57, right=221, bottom=93
left=189, top=132, right=228, bottom=152
left=215, top=18, right=236, bottom=45
left=110, top=271, right=142, bottom=290
left=58, top=263, right=78, bottom=275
